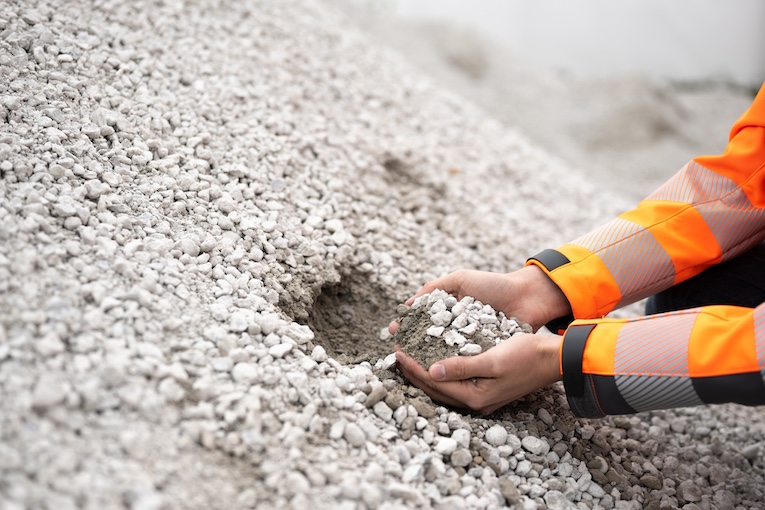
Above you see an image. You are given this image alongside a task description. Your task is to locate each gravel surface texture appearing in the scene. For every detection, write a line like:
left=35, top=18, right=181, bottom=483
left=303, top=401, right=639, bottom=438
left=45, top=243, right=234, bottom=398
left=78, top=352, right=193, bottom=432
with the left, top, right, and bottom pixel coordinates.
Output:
left=2, top=1, right=765, bottom=509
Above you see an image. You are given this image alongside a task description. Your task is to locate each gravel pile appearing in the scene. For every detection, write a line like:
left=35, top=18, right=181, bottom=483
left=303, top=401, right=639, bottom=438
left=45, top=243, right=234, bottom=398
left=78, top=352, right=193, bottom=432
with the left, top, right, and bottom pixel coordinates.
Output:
left=2, top=0, right=765, bottom=509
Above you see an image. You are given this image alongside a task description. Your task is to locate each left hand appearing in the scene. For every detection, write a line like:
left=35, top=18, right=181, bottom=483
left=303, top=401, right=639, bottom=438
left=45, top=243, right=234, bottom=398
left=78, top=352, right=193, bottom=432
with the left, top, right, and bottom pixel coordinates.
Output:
left=395, top=333, right=563, bottom=415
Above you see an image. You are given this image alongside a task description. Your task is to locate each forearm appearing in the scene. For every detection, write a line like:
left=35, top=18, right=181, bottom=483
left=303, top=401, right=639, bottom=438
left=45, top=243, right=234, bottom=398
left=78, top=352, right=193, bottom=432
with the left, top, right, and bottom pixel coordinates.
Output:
left=528, top=85, right=765, bottom=322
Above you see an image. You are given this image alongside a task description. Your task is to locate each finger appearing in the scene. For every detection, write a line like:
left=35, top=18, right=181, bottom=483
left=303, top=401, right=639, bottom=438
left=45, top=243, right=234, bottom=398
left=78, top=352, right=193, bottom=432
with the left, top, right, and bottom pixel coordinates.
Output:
left=395, top=351, right=467, bottom=407
left=405, top=277, right=452, bottom=306
left=477, top=404, right=501, bottom=416
left=394, top=350, right=428, bottom=379
left=388, top=321, right=400, bottom=335
left=404, top=284, right=436, bottom=306
left=429, top=353, right=493, bottom=382
left=396, top=351, right=491, bottom=411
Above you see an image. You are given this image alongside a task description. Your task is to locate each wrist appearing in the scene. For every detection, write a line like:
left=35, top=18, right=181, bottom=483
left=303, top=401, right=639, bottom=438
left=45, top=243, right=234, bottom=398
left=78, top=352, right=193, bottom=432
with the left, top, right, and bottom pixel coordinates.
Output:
left=520, top=265, right=572, bottom=327
left=535, top=334, right=564, bottom=383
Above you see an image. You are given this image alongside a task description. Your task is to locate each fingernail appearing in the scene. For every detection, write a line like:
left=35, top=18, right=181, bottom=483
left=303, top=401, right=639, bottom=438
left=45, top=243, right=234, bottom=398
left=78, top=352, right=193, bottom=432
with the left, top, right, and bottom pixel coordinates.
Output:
left=430, top=363, right=446, bottom=380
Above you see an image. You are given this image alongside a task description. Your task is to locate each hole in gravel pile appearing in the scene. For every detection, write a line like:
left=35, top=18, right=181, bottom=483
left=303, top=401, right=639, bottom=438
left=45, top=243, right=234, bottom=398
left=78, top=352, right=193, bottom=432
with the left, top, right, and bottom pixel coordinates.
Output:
left=302, top=270, right=399, bottom=365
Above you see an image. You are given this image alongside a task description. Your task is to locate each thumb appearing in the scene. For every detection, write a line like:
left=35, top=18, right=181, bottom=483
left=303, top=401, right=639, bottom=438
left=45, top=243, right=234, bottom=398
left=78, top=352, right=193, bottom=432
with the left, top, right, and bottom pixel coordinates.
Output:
left=429, top=355, right=486, bottom=382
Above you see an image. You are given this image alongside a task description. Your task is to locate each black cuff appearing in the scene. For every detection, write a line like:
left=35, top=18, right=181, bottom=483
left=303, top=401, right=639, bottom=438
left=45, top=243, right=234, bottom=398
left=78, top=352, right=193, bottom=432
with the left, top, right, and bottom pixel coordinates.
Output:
left=528, top=249, right=570, bottom=271
left=527, top=249, right=574, bottom=334
left=545, top=314, right=575, bottom=335
left=560, top=323, right=596, bottom=398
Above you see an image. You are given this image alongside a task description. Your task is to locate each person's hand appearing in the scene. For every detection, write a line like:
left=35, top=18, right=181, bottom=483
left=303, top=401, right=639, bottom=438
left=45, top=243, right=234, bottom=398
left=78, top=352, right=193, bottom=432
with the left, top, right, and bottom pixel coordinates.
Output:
left=395, top=333, right=562, bottom=415
left=389, top=265, right=570, bottom=335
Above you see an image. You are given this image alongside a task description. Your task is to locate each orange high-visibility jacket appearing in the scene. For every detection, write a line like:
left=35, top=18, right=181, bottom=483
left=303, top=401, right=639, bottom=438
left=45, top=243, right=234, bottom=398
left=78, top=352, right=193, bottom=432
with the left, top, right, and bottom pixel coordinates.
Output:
left=528, top=82, right=765, bottom=418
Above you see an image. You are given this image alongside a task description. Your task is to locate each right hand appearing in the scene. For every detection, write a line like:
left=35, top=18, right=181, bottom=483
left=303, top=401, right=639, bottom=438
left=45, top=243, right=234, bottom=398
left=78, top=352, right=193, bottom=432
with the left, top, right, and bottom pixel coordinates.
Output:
left=389, top=265, right=571, bottom=334
left=394, top=332, right=562, bottom=414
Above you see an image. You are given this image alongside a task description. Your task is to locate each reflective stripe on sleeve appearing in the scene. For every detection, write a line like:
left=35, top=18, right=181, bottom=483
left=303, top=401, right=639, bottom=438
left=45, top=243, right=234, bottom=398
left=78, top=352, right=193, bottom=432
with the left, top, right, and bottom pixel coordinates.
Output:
left=755, top=306, right=765, bottom=367
left=563, top=303, right=765, bottom=417
left=570, top=216, right=676, bottom=309
left=648, top=161, right=765, bottom=262
left=543, top=157, right=764, bottom=319
left=613, top=311, right=704, bottom=412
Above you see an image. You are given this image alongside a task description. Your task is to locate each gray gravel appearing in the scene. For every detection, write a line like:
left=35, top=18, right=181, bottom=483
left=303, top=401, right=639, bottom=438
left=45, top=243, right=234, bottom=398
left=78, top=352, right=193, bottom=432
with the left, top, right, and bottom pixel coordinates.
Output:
left=2, top=0, right=765, bottom=509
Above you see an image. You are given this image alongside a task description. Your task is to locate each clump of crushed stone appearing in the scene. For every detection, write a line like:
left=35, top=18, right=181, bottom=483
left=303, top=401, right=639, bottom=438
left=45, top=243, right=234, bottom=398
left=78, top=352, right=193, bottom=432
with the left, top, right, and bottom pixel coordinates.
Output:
left=388, top=289, right=532, bottom=371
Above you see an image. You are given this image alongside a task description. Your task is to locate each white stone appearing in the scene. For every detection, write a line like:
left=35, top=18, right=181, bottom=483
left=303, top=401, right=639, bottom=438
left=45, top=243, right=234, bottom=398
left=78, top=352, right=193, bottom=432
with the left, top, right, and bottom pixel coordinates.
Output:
left=544, top=490, right=575, bottom=510
left=364, top=462, right=385, bottom=484
left=426, top=326, right=444, bottom=337
left=459, top=322, right=478, bottom=335
left=35, top=332, right=65, bottom=357
left=311, top=345, right=328, bottom=362
left=137, top=342, right=165, bottom=360
left=81, top=123, right=101, bottom=138
left=256, top=312, right=282, bottom=335
left=515, top=459, right=532, bottom=476
left=443, top=330, right=467, bottom=347
left=451, top=301, right=467, bottom=317
left=158, top=378, right=185, bottom=402
left=451, top=313, right=468, bottom=329
left=343, top=422, right=366, bottom=447
left=381, top=352, right=397, bottom=370
left=229, top=311, right=250, bottom=332
left=430, top=310, right=453, bottom=327
left=373, top=401, right=393, bottom=421
left=329, top=420, right=346, bottom=440
left=52, top=201, right=77, bottom=217
left=450, top=448, right=472, bottom=467
left=287, top=323, right=314, bottom=344
left=451, top=428, right=471, bottom=448
left=85, top=179, right=110, bottom=199
left=324, top=218, right=343, bottom=233
left=587, top=482, right=606, bottom=498
left=231, top=363, right=259, bottom=383
left=478, top=314, right=497, bottom=324
left=485, top=424, right=508, bottom=447
left=429, top=300, right=447, bottom=314
left=459, top=343, right=482, bottom=356
left=521, top=436, right=548, bottom=456
left=32, top=375, right=68, bottom=409
left=435, top=437, right=458, bottom=456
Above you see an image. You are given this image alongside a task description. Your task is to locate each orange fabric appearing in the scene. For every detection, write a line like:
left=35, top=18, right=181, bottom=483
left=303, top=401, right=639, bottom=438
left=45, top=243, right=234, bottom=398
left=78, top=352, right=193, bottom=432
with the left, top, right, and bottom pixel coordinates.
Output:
left=696, top=85, right=765, bottom=208
left=695, top=127, right=765, bottom=208
left=577, top=319, right=623, bottom=376
left=687, top=306, right=758, bottom=377
left=555, top=83, right=765, bottom=416
left=551, top=244, right=621, bottom=319
left=544, top=82, right=765, bottom=319
left=620, top=202, right=722, bottom=283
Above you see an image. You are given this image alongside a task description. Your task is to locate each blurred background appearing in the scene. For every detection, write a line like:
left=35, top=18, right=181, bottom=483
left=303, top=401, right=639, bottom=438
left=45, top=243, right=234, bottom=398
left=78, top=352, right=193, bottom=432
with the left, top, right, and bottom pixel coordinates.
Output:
left=337, top=0, right=764, bottom=203
left=362, top=0, right=765, bottom=88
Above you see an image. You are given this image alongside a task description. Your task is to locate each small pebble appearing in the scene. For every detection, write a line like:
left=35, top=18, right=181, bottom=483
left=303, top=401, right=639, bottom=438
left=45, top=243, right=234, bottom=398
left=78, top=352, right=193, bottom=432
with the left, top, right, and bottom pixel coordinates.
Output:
left=485, top=424, right=508, bottom=447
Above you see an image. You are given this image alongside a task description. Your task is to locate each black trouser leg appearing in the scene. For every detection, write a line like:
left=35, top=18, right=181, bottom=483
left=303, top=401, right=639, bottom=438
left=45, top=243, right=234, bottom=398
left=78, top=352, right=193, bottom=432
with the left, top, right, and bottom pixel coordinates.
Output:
left=645, top=242, right=765, bottom=315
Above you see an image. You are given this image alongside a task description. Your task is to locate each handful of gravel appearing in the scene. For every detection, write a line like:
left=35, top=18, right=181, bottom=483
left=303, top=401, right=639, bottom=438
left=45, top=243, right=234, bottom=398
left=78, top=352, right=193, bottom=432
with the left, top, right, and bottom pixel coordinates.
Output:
left=380, top=289, right=532, bottom=372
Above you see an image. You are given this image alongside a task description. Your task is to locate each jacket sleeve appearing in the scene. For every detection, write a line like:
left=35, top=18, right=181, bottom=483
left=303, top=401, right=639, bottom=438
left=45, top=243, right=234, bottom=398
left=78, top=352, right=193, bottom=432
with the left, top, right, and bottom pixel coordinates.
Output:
left=527, top=82, right=765, bottom=417
left=559, top=304, right=765, bottom=418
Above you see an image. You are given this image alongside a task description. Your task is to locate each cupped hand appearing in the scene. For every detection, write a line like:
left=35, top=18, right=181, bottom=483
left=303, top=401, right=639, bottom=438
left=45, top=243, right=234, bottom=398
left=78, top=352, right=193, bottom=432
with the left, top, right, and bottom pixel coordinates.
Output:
left=389, top=265, right=570, bottom=335
left=394, top=333, right=562, bottom=415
